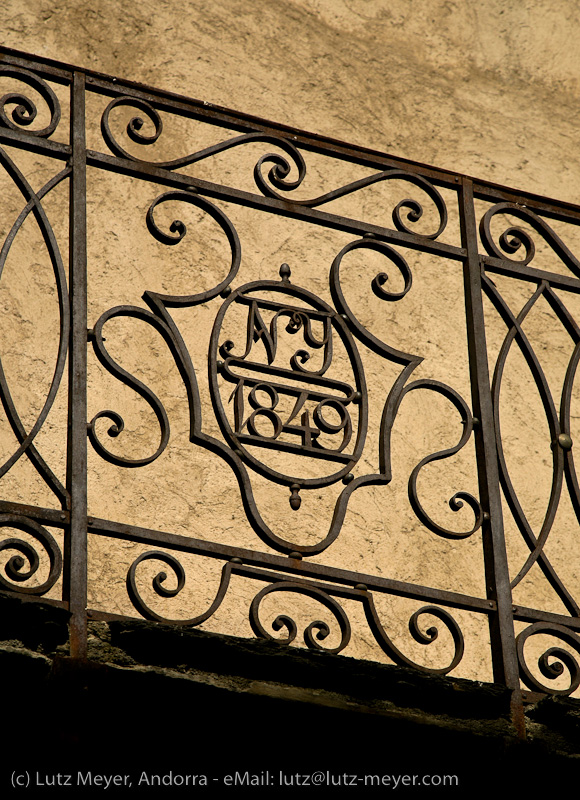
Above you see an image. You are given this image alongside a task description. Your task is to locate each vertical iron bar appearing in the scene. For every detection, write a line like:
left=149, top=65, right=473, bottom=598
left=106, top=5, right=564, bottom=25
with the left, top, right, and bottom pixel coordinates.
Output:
left=65, top=70, right=88, bottom=658
left=459, top=178, right=524, bottom=733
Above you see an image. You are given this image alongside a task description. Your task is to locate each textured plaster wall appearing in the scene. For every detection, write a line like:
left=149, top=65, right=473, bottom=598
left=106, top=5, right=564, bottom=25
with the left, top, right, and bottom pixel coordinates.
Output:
left=1, top=0, right=580, bottom=692
left=4, top=0, right=580, bottom=201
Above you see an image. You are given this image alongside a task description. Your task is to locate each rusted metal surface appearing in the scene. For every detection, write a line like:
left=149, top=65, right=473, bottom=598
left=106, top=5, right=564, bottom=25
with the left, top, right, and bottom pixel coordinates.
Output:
left=1, top=46, right=580, bottom=715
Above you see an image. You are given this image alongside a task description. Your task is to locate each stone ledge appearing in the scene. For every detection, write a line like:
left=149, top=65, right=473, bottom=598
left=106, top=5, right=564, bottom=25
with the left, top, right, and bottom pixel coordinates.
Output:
left=101, top=619, right=512, bottom=722
left=0, top=589, right=69, bottom=653
left=0, top=594, right=578, bottom=785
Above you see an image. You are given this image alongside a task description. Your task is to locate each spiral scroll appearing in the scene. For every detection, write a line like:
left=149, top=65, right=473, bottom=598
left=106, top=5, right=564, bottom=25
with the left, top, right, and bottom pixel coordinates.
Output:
left=517, top=622, right=580, bottom=696
left=88, top=306, right=172, bottom=467
left=100, top=96, right=447, bottom=238
left=405, top=380, right=483, bottom=539
left=101, top=95, right=306, bottom=191
left=249, top=581, right=351, bottom=654
left=330, top=237, right=416, bottom=365
left=0, top=515, right=62, bottom=595
left=363, top=595, right=464, bottom=674
left=480, top=202, right=580, bottom=278
left=127, top=551, right=232, bottom=625
left=256, top=167, right=448, bottom=240
left=144, top=191, right=241, bottom=303
left=0, top=66, right=61, bottom=138
left=89, top=190, right=242, bottom=466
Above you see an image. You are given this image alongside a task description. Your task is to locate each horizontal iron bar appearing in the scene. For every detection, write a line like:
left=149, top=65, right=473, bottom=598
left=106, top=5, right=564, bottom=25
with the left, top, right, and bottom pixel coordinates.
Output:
left=512, top=604, right=580, bottom=630
left=10, top=501, right=578, bottom=628
left=234, top=434, right=353, bottom=462
left=235, top=562, right=371, bottom=596
left=0, top=500, right=68, bottom=526
left=85, top=513, right=493, bottom=614
left=482, top=256, right=580, bottom=293
left=0, top=49, right=73, bottom=84
left=473, top=183, right=580, bottom=227
left=0, top=128, right=71, bottom=159
left=0, top=589, right=69, bottom=610
left=4, top=47, right=580, bottom=220
left=87, top=150, right=466, bottom=259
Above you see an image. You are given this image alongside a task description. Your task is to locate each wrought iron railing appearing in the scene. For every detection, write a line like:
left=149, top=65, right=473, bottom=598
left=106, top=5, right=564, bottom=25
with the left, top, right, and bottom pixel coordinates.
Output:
left=1, top=46, right=580, bottom=716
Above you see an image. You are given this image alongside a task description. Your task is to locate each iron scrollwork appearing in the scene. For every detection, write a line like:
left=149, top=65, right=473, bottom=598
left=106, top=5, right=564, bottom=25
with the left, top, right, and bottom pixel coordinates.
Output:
left=0, top=515, right=62, bottom=595
left=405, top=381, right=482, bottom=539
left=483, top=274, right=580, bottom=615
left=480, top=202, right=580, bottom=277
left=209, top=267, right=367, bottom=492
left=0, top=146, right=69, bottom=506
left=10, top=51, right=580, bottom=700
left=0, top=66, right=61, bottom=138
left=90, top=187, right=480, bottom=555
left=101, top=96, right=448, bottom=240
left=126, top=551, right=233, bottom=625
left=362, top=593, right=465, bottom=675
left=249, top=581, right=351, bottom=654
left=88, top=190, right=241, bottom=467
left=254, top=165, right=449, bottom=241
left=331, top=237, right=483, bottom=539
left=94, top=101, right=480, bottom=556
left=125, top=551, right=464, bottom=674
left=517, top=622, right=580, bottom=696
left=101, top=95, right=306, bottom=193
left=91, top=74, right=477, bottom=673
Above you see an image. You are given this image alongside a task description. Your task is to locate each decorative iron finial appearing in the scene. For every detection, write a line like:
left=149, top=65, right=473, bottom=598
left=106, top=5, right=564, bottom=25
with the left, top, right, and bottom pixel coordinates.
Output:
left=289, top=484, right=301, bottom=510
left=279, top=263, right=291, bottom=282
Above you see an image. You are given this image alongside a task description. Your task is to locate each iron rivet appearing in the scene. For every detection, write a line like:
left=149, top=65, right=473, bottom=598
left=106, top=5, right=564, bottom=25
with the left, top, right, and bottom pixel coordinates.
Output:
left=488, top=601, right=494, bottom=608
left=220, top=286, right=232, bottom=298
left=289, top=551, right=302, bottom=560
left=87, top=76, right=93, bottom=83
left=558, top=433, right=573, bottom=450
left=472, top=417, right=480, bottom=428
left=230, top=557, right=242, bottom=564
left=87, top=517, right=94, bottom=525
left=343, top=473, right=354, bottom=484
left=512, top=606, right=518, bottom=613
left=60, top=513, right=66, bottom=521
left=340, top=313, right=349, bottom=321
left=454, top=176, right=459, bottom=182
left=363, top=232, right=376, bottom=239
left=355, top=583, right=367, bottom=591
left=483, top=512, right=490, bottom=521
left=216, top=360, right=224, bottom=372
left=352, top=392, right=362, bottom=404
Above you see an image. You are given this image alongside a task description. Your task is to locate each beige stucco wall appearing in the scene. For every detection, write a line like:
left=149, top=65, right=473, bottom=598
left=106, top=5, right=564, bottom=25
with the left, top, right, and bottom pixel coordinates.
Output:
left=1, top=0, right=580, bottom=693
